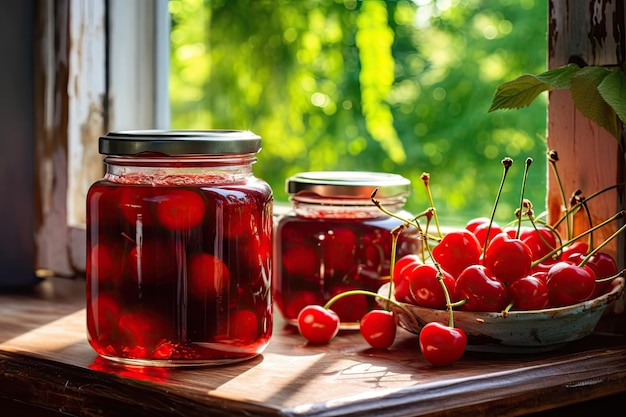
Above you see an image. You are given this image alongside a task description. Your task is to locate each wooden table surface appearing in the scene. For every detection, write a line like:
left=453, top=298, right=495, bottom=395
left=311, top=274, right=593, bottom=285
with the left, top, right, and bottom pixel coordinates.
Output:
left=0, top=277, right=625, bottom=417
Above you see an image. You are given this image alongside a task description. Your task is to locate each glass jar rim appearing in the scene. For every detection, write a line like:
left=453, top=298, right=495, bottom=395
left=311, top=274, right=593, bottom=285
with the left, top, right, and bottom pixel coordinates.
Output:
left=99, top=129, right=261, bottom=156
left=286, top=171, right=411, bottom=199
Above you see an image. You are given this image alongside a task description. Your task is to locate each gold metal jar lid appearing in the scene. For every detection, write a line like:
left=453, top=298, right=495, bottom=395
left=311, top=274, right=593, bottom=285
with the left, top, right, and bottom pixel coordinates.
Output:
left=286, top=171, right=411, bottom=199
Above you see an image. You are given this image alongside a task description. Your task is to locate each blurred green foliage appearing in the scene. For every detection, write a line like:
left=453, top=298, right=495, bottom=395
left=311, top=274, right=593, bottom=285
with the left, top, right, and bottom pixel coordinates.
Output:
left=169, top=0, right=548, bottom=227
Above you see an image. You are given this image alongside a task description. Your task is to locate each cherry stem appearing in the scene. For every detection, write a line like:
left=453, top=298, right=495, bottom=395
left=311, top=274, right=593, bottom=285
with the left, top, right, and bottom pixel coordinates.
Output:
left=372, top=189, right=458, bottom=328
left=578, top=222, right=626, bottom=267
left=121, top=232, right=136, bottom=244
left=387, top=224, right=404, bottom=309
left=421, top=172, right=443, bottom=238
left=322, top=289, right=413, bottom=316
left=548, top=149, right=571, bottom=240
left=552, top=183, right=625, bottom=231
left=515, top=158, right=533, bottom=238
left=482, top=157, right=513, bottom=260
left=531, top=210, right=625, bottom=267
left=413, top=215, right=457, bottom=328
left=571, top=190, right=594, bottom=251
left=595, top=269, right=625, bottom=283
left=371, top=189, right=439, bottom=245
left=514, top=205, right=561, bottom=255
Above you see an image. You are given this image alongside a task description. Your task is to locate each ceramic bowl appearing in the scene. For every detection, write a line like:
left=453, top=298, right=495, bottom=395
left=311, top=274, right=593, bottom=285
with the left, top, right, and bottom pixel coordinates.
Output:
left=377, top=277, right=625, bottom=352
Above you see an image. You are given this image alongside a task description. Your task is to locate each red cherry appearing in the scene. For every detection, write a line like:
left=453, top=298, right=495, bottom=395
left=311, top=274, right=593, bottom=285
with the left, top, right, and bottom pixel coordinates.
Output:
left=218, top=193, right=263, bottom=239
left=155, top=189, right=206, bottom=231
left=359, top=310, right=397, bottom=349
left=531, top=270, right=548, bottom=283
left=87, top=292, right=122, bottom=350
left=126, top=240, right=178, bottom=285
left=408, top=264, right=456, bottom=309
left=118, top=187, right=158, bottom=226
left=508, top=275, right=550, bottom=310
left=431, top=230, right=482, bottom=278
left=392, top=254, right=422, bottom=286
left=585, top=251, right=618, bottom=298
left=187, top=252, right=230, bottom=299
left=465, top=217, right=490, bottom=233
left=531, top=258, right=560, bottom=274
left=560, top=241, right=589, bottom=261
left=419, top=322, right=467, bottom=367
left=456, top=265, right=508, bottom=312
left=297, top=305, right=340, bottom=344
left=282, top=244, right=319, bottom=279
left=392, top=254, right=422, bottom=303
left=322, top=227, right=358, bottom=273
left=503, top=225, right=519, bottom=239
left=472, top=222, right=503, bottom=249
left=562, top=251, right=617, bottom=299
left=227, top=309, right=259, bottom=344
left=89, top=242, right=124, bottom=285
left=520, top=226, right=558, bottom=261
left=118, top=311, right=173, bottom=358
left=484, top=232, right=533, bottom=285
left=546, top=261, right=596, bottom=307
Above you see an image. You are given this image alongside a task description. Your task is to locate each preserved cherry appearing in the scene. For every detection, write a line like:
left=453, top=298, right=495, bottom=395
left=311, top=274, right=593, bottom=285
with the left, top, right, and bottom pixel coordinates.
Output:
left=86, top=130, right=273, bottom=366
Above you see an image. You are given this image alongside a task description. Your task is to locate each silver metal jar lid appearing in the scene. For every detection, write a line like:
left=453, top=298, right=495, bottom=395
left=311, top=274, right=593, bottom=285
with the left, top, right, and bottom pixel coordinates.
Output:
left=286, top=171, right=411, bottom=199
left=99, top=130, right=261, bottom=156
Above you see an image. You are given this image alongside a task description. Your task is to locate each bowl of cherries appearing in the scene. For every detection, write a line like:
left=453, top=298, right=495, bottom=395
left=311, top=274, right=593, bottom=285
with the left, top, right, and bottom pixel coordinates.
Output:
left=380, top=156, right=625, bottom=352
left=382, top=223, right=625, bottom=352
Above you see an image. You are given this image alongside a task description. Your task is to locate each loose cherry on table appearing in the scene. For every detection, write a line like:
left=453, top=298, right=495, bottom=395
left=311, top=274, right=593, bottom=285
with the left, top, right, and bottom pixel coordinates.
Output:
left=419, top=321, right=467, bottom=367
left=296, top=305, right=341, bottom=344
left=359, top=309, right=397, bottom=349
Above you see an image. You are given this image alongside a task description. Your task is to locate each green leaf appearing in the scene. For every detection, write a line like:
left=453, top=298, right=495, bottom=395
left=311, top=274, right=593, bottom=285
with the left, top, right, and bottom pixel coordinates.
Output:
left=570, top=66, right=620, bottom=139
left=597, top=70, right=626, bottom=125
left=533, top=63, right=580, bottom=89
left=488, top=75, right=550, bottom=112
left=488, top=64, right=580, bottom=112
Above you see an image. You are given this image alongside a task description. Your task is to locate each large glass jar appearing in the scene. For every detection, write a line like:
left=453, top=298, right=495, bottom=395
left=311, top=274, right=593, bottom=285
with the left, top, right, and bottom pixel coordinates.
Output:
left=86, top=130, right=273, bottom=366
left=273, top=171, right=421, bottom=328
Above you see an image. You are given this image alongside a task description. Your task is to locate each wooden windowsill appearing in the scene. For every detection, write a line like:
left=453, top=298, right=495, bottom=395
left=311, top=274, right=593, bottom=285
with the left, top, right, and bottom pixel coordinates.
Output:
left=0, top=276, right=625, bottom=417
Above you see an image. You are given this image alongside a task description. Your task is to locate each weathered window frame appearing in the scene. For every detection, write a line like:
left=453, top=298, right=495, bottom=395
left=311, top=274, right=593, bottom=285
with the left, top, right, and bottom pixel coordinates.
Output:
left=3, top=1, right=623, bottom=310
left=32, top=0, right=168, bottom=280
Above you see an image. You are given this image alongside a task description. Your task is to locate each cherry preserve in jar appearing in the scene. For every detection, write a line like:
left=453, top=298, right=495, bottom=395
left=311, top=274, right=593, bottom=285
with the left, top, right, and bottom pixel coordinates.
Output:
left=86, top=130, right=273, bottom=366
left=273, top=171, right=420, bottom=328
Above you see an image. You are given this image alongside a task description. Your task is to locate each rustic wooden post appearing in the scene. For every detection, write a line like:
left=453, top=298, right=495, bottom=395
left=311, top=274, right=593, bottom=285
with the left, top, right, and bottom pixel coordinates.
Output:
left=548, top=0, right=625, bottom=312
left=33, top=0, right=106, bottom=279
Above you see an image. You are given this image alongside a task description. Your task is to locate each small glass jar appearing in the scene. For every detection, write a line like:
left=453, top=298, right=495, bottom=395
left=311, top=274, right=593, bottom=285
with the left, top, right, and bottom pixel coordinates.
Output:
left=86, top=130, right=273, bottom=366
left=273, top=171, right=421, bottom=328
